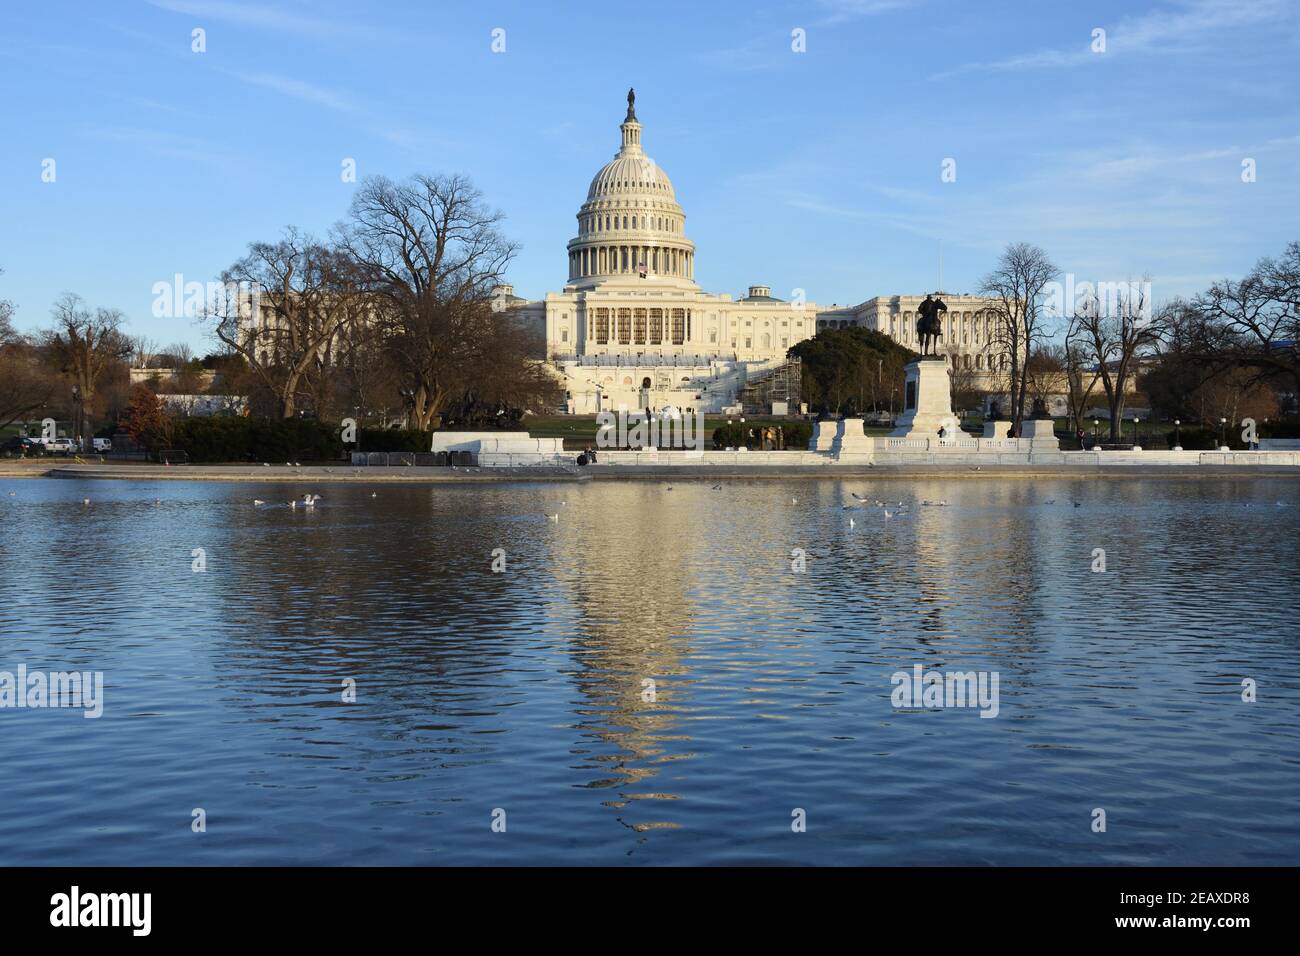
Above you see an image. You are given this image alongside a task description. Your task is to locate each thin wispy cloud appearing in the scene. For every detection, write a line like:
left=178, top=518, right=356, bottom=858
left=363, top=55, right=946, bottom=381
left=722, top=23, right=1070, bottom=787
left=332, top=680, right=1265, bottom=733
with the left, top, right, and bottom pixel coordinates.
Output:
left=932, top=0, right=1297, bottom=80
left=145, top=0, right=352, bottom=41
left=226, top=70, right=354, bottom=112
left=83, top=125, right=239, bottom=167
left=816, top=0, right=922, bottom=25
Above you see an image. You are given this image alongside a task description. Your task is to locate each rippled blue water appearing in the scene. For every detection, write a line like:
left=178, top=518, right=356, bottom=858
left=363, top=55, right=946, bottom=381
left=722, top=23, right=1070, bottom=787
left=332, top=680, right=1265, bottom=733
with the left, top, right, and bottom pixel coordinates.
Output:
left=0, top=476, right=1297, bottom=865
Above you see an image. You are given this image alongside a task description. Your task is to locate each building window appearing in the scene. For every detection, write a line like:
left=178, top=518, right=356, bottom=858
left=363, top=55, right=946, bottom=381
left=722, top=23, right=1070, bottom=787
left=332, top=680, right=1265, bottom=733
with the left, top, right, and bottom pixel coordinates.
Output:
left=670, top=308, right=686, bottom=345
left=633, top=308, right=647, bottom=344
left=617, top=308, right=632, bottom=344
left=595, top=307, right=610, bottom=345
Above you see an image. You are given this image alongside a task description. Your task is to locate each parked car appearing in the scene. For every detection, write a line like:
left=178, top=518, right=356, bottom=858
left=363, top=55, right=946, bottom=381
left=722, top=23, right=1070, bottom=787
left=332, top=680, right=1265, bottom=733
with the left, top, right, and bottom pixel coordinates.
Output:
left=0, top=436, right=46, bottom=458
left=92, top=437, right=112, bottom=453
left=44, top=437, right=77, bottom=455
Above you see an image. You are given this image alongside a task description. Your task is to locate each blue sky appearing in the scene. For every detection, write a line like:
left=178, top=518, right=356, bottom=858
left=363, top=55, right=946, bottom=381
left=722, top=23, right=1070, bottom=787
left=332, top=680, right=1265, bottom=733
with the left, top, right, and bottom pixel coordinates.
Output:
left=1, top=0, right=1297, bottom=350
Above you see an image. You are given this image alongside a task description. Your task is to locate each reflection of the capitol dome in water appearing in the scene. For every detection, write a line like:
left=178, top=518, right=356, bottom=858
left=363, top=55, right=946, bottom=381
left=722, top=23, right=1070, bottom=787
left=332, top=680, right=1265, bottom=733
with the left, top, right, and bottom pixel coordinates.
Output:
left=545, top=484, right=711, bottom=832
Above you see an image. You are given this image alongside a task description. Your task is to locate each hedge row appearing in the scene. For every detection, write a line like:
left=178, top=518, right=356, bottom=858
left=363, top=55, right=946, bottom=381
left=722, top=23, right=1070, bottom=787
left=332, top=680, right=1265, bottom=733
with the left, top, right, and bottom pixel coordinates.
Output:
left=165, top=418, right=432, bottom=462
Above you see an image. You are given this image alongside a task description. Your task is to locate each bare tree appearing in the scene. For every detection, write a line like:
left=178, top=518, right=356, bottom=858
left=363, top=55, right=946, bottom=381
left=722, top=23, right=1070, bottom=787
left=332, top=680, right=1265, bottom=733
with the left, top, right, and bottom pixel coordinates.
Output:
left=1024, top=347, right=1064, bottom=409
left=1194, top=240, right=1300, bottom=396
left=1058, top=337, right=1098, bottom=438
left=338, top=174, right=518, bottom=429
left=43, top=294, right=132, bottom=440
left=0, top=342, right=57, bottom=431
left=130, top=335, right=161, bottom=369
left=980, top=242, right=1060, bottom=436
left=0, top=268, right=16, bottom=346
left=206, top=228, right=365, bottom=418
left=164, top=341, right=195, bottom=366
left=948, top=361, right=985, bottom=417
left=1067, top=281, right=1165, bottom=441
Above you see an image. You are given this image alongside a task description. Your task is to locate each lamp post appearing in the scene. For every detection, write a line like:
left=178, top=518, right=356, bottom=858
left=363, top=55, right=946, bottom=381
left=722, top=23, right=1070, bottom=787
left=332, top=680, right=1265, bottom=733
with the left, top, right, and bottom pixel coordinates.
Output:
left=1219, top=417, right=1227, bottom=450
left=70, top=384, right=82, bottom=452
left=1092, top=418, right=1099, bottom=448
left=1132, top=415, right=1139, bottom=447
left=1174, top=419, right=1181, bottom=451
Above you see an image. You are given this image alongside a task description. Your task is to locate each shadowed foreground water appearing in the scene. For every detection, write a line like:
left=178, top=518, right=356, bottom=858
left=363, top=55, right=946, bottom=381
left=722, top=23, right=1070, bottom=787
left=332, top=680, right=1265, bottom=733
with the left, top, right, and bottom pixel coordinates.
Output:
left=0, top=476, right=1297, bottom=866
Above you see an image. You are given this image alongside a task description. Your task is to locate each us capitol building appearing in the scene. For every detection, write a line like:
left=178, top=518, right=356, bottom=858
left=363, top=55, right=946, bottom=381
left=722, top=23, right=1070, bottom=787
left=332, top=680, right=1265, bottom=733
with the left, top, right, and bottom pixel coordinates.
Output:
left=500, top=91, right=1003, bottom=415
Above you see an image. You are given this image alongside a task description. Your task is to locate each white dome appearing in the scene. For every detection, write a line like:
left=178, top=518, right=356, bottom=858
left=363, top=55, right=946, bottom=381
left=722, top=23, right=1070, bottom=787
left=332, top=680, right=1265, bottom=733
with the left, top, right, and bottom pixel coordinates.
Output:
left=565, top=90, right=697, bottom=290
left=586, top=154, right=676, bottom=201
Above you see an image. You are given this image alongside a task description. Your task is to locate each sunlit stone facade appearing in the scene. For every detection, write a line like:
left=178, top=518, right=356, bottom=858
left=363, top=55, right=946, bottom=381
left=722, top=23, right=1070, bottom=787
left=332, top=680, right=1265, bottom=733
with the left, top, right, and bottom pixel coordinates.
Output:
left=503, top=93, right=1004, bottom=414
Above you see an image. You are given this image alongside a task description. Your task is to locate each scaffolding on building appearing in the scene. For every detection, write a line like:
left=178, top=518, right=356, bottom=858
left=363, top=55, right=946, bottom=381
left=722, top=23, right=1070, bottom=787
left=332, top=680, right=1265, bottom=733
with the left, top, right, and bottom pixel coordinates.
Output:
left=740, top=358, right=802, bottom=414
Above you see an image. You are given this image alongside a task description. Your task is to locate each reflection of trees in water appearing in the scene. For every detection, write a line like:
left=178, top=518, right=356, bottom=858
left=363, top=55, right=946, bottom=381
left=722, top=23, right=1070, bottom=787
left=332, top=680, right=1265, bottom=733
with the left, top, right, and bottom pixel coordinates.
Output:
left=203, top=488, right=546, bottom=741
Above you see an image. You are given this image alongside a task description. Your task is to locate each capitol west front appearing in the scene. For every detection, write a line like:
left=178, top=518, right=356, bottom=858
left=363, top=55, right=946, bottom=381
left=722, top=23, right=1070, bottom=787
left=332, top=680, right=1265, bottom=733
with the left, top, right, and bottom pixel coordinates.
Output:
left=501, top=92, right=1003, bottom=415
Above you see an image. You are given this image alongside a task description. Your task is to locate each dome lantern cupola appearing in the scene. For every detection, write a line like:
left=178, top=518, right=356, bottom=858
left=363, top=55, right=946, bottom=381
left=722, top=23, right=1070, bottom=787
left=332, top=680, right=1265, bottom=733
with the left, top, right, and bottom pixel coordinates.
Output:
left=621, top=87, right=641, bottom=148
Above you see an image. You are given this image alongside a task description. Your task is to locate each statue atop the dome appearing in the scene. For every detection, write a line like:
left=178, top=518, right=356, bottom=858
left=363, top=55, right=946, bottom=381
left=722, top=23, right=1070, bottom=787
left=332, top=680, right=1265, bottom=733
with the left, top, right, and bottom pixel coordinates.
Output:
left=626, top=87, right=637, bottom=121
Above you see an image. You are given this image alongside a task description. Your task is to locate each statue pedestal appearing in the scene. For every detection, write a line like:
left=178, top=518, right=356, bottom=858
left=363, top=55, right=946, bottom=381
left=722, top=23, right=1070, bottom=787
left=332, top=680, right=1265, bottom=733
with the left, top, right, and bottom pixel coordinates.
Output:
left=809, top=420, right=837, bottom=452
left=983, top=421, right=1011, bottom=439
left=830, top=418, right=873, bottom=457
left=1021, top=418, right=1059, bottom=449
left=889, top=358, right=955, bottom=439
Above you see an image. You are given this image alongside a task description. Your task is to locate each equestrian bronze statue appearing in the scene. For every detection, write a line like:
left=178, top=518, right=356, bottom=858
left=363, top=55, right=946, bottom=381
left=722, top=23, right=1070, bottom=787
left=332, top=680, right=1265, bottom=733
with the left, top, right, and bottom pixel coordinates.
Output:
left=915, top=293, right=948, bottom=356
